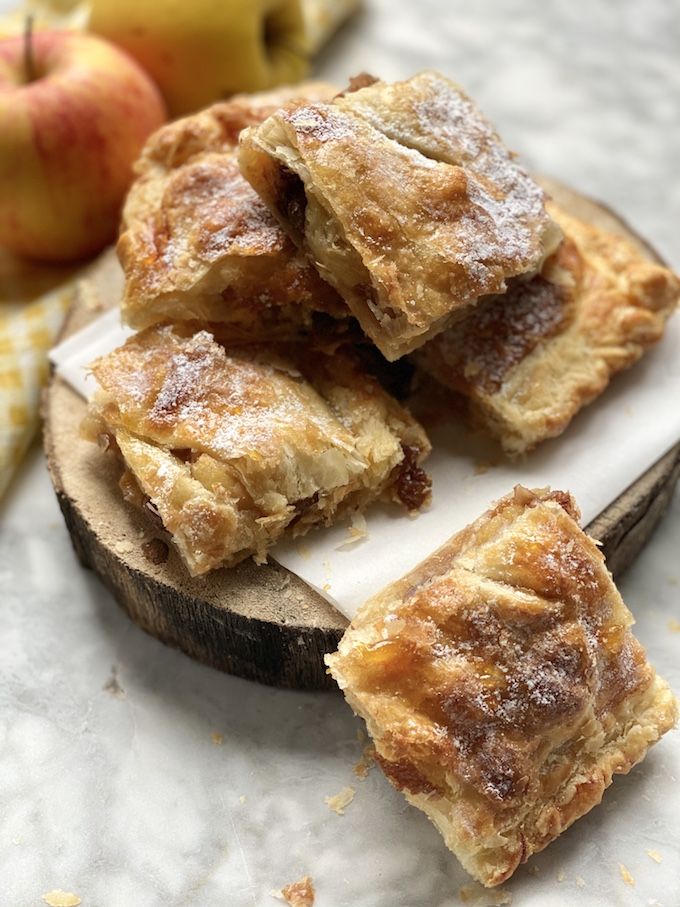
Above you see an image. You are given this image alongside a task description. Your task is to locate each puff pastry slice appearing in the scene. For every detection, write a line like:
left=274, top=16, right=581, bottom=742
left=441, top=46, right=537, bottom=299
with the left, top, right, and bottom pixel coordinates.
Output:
left=82, top=325, right=431, bottom=575
left=119, top=82, right=348, bottom=337
left=239, top=71, right=561, bottom=359
left=414, top=203, right=680, bottom=454
left=326, top=485, right=677, bottom=886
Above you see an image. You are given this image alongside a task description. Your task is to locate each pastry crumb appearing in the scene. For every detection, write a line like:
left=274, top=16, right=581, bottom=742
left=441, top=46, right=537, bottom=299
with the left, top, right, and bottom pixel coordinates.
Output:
left=575, top=876, right=586, bottom=888
left=556, top=868, right=566, bottom=882
left=114, top=539, right=134, bottom=555
left=353, top=744, right=376, bottom=779
left=473, top=458, right=499, bottom=476
left=619, top=864, right=635, bottom=886
left=667, top=619, right=680, bottom=633
left=278, top=875, right=315, bottom=906
left=102, top=667, right=125, bottom=699
left=646, top=849, right=662, bottom=863
left=324, top=786, right=355, bottom=815
left=42, top=893, right=81, bottom=907
left=526, top=865, right=539, bottom=876
left=336, top=512, right=369, bottom=549
left=239, top=795, right=247, bottom=804
left=211, top=731, right=224, bottom=745
left=458, top=883, right=511, bottom=905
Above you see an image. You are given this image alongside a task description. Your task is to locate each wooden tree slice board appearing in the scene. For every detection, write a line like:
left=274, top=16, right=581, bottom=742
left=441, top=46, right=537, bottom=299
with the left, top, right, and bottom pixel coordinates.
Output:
left=43, top=178, right=680, bottom=690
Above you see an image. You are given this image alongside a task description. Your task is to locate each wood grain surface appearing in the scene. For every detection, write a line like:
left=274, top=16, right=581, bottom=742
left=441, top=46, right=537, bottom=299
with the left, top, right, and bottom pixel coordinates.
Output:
left=43, top=179, right=680, bottom=690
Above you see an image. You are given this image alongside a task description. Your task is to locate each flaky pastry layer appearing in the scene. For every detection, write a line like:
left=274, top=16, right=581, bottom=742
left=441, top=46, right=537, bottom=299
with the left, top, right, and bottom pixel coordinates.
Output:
left=239, top=71, right=560, bottom=360
left=414, top=203, right=680, bottom=454
left=327, top=485, right=677, bottom=886
left=119, top=82, right=347, bottom=337
left=83, top=324, right=431, bottom=575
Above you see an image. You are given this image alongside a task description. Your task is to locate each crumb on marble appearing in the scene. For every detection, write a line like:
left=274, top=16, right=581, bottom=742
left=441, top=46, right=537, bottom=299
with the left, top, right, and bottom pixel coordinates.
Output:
left=619, top=864, right=635, bottom=886
left=646, top=850, right=662, bottom=864
left=324, top=786, right=355, bottom=815
left=458, top=882, right=512, bottom=905
left=353, top=744, right=376, bottom=780
left=211, top=731, right=224, bottom=745
left=526, top=865, right=539, bottom=876
left=575, top=876, right=586, bottom=888
left=556, top=868, right=566, bottom=882
left=667, top=619, right=680, bottom=634
left=102, top=667, right=125, bottom=700
left=42, top=892, right=81, bottom=907
left=278, top=875, right=315, bottom=906
left=296, top=544, right=312, bottom=560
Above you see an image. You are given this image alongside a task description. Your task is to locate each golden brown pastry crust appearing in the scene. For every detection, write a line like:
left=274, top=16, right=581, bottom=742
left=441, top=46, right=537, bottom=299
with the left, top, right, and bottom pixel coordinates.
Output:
left=326, top=485, right=677, bottom=887
left=119, top=82, right=347, bottom=336
left=239, top=71, right=561, bottom=360
left=83, top=324, right=431, bottom=575
left=414, top=203, right=680, bottom=454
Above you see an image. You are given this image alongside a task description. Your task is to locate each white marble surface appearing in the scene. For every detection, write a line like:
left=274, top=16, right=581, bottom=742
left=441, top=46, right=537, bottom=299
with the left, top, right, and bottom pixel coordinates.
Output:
left=1, top=0, right=680, bottom=904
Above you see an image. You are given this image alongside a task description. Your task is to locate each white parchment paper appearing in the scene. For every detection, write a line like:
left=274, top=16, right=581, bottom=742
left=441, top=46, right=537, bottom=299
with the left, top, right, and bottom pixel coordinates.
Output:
left=50, top=309, right=680, bottom=619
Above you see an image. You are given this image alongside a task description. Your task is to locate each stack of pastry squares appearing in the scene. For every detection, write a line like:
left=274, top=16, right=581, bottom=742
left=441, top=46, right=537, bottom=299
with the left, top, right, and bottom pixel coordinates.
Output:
left=84, top=71, right=679, bottom=884
left=88, top=69, right=679, bottom=572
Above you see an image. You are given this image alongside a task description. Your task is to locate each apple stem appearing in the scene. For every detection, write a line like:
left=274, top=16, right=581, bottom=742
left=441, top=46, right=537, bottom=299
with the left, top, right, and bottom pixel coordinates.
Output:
left=23, top=15, right=37, bottom=84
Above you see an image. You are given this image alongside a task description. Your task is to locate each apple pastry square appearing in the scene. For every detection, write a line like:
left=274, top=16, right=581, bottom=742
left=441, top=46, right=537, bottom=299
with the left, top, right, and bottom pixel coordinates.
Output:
left=239, top=71, right=562, bottom=360
left=413, top=203, right=680, bottom=454
left=326, top=486, right=677, bottom=887
left=82, top=324, right=431, bottom=575
left=119, top=83, right=348, bottom=338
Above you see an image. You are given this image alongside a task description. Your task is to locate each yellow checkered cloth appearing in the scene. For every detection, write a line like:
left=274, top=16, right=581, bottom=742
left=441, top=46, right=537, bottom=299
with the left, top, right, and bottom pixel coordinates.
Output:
left=0, top=254, right=77, bottom=499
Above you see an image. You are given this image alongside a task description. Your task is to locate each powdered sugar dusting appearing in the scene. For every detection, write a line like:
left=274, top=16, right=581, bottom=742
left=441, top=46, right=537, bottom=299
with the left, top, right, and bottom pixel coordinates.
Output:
left=332, top=489, right=657, bottom=810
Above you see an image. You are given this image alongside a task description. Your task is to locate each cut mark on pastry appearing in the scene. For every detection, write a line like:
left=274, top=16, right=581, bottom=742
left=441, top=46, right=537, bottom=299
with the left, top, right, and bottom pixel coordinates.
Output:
left=646, top=849, right=662, bottom=863
left=42, top=893, right=81, bottom=907
left=619, top=864, right=635, bottom=886
left=324, top=786, right=355, bottom=815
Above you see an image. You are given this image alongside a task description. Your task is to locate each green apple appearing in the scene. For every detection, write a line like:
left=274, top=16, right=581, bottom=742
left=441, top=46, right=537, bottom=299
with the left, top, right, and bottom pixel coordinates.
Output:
left=88, top=0, right=309, bottom=118
left=0, top=30, right=166, bottom=262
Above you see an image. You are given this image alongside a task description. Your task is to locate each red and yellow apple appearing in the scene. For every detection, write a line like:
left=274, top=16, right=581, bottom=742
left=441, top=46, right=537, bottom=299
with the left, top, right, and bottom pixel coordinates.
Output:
left=0, top=30, right=166, bottom=262
left=87, top=0, right=309, bottom=117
